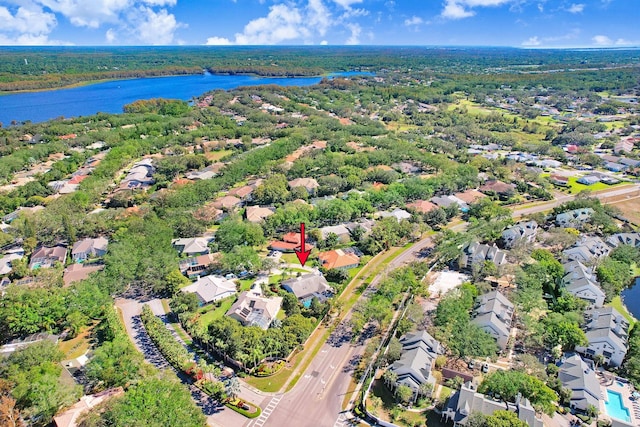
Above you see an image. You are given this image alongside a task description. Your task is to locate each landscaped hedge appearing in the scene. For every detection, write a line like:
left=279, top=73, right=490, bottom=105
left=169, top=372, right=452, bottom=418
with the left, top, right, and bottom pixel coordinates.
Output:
left=140, top=305, right=191, bottom=371
left=225, top=399, right=262, bottom=419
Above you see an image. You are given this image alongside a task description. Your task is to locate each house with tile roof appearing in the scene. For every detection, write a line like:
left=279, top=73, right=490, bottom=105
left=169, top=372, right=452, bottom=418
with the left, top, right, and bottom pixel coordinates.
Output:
left=172, top=237, right=212, bottom=256
left=245, top=206, right=275, bottom=223
left=454, top=189, right=487, bottom=205
left=30, top=245, right=67, bottom=269
left=479, top=180, right=516, bottom=198
left=63, top=263, right=104, bottom=287
left=71, top=237, right=108, bottom=262
left=443, top=382, right=544, bottom=427
left=288, top=177, right=319, bottom=194
left=181, top=275, right=237, bottom=305
left=318, top=249, right=360, bottom=270
left=226, top=290, right=282, bottom=330
left=281, top=272, right=332, bottom=302
left=54, top=388, right=124, bottom=427
left=212, top=195, right=242, bottom=210
left=562, top=260, right=605, bottom=308
left=576, top=307, right=629, bottom=367
left=406, top=200, right=438, bottom=214
left=558, top=353, right=601, bottom=413
left=471, top=290, right=514, bottom=351
left=178, top=253, right=217, bottom=278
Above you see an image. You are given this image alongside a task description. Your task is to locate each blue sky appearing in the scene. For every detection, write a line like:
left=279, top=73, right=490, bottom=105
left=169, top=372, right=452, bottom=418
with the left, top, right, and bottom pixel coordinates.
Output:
left=0, top=0, right=638, bottom=47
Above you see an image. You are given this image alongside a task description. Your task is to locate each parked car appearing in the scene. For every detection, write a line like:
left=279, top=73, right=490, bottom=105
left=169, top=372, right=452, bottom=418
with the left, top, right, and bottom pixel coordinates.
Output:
left=468, top=359, right=476, bottom=369
left=481, top=363, right=489, bottom=373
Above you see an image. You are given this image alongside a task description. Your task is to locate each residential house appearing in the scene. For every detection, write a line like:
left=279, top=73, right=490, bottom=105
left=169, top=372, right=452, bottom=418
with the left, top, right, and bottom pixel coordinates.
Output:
left=388, top=330, right=443, bottom=399
left=454, top=189, right=487, bottom=205
left=430, top=195, right=469, bottom=212
left=555, top=208, right=594, bottom=228
left=30, top=245, right=68, bottom=269
left=228, top=184, right=256, bottom=200
left=118, top=158, right=155, bottom=190
left=245, top=206, right=275, bottom=223
left=288, top=177, right=319, bottom=195
left=376, top=208, right=412, bottom=222
left=478, top=180, right=516, bottom=198
left=269, top=232, right=313, bottom=253
left=562, top=260, right=606, bottom=308
left=181, top=275, right=237, bottom=305
left=185, top=165, right=217, bottom=180
left=443, top=382, right=544, bottom=427
left=614, top=140, right=634, bottom=154
left=63, top=263, right=105, bottom=287
left=576, top=307, right=629, bottom=367
left=577, top=175, right=601, bottom=185
left=212, top=195, right=242, bottom=211
left=406, top=200, right=438, bottom=214
left=0, top=333, right=59, bottom=356
left=226, top=290, right=282, bottom=330
left=534, top=159, right=562, bottom=168
left=471, top=290, right=514, bottom=351
left=54, top=388, right=124, bottom=427
left=558, top=353, right=601, bottom=413
left=501, top=221, right=538, bottom=249
left=604, top=162, right=628, bottom=173
left=619, top=157, right=640, bottom=168
left=318, top=249, right=360, bottom=270
left=71, top=237, right=108, bottom=262
left=0, top=247, right=24, bottom=275
left=563, top=236, right=610, bottom=264
left=281, top=272, right=332, bottom=302
left=459, top=242, right=507, bottom=272
left=318, top=224, right=352, bottom=242
left=179, top=253, right=217, bottom=278
left=550, top=174, right=569, bottom=187
left=172, top=237, right=211, bottom=256
left=606, top=232, right=640, bottom=249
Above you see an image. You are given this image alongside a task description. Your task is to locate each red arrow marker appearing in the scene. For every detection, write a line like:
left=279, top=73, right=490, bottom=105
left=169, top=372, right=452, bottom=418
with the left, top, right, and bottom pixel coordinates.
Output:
left=295, top=222, right=311, bottom=266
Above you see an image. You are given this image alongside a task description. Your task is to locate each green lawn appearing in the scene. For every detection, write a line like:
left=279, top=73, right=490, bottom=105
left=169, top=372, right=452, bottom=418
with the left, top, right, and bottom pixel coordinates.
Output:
left=198, top=297, right=236, bottom=325
left=244, top=366, right=293, bottom=393
left=238, top=279, right=253, bottom=291
left=608, top=296, right=637, bottom=326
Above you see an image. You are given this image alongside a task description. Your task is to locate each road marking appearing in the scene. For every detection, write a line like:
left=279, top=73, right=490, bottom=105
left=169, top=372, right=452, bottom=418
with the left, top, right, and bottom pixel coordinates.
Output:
left=333, top=413, right=347, bottom=427
left=250, top=394, right=282, bottom=427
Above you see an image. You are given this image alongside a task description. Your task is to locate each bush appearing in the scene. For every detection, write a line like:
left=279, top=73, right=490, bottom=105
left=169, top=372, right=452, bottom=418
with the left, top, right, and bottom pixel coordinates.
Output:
left=225, top=399, right=262, bottom=418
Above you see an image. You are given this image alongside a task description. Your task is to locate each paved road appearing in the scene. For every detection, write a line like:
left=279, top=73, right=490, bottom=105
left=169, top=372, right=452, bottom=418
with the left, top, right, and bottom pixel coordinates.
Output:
left=260, top=237, right=434, bottom=427
left=513, top=184, right=640, bottom=217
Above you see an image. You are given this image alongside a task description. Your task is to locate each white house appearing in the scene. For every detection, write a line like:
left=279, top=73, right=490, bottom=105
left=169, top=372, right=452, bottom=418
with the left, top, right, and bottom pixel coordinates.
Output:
left=181, top=275, right=237, bottom=305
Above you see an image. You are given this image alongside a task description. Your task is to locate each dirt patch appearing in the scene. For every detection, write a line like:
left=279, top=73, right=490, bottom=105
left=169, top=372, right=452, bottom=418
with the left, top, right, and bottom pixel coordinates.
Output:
left=609, top=196, right=640, bottom=225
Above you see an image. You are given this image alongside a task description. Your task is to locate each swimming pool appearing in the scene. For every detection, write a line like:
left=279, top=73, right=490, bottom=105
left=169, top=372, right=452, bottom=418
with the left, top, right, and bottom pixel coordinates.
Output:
left=302, top=298, right=312, bottom=308
left=605, top=390, right=631, bottom=422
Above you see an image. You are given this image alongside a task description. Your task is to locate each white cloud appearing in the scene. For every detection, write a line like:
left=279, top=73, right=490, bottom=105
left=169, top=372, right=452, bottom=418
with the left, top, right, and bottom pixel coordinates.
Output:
left=592, top=34, right=612, bottom=46
left=345, top=22, right=361, bottom=44
left=333, top=0, right=363, bottom=9
left=441, top=0, right=512, bottom=20
left=131, top=6, right=180, bottom=45
left=308, top=0, right=332, bottom=36
left=320, top=39, right=328, bottom=45
left=233, top=4, right=304, bottom=45
left=404, top=16, right=423, bottom=26
left=0, top=5, right=57, bottom=34
left=38, top=0, right=130, bottom=28
left=205, top=0, right=368, bottom=46
left=615, top=38, right=633, bottom=46
left=522, top=36, right=541, bottom=46
left=566, top=3, right=585, bottom=13
left=105, top=27, right=116, bottom=42
left=206, top=36, right=232, bottom=45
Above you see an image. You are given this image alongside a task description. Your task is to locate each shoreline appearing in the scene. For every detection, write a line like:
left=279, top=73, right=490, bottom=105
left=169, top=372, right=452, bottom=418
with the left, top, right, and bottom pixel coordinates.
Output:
left=0, top=70, right=338, bottom=96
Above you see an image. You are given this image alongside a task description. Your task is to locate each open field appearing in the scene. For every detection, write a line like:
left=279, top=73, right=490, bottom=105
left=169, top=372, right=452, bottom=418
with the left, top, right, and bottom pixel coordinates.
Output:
left=609, top=197, right=640, bottom=226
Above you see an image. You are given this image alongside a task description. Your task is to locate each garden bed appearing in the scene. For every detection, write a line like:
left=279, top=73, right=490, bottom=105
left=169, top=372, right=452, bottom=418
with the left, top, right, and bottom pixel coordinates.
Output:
left=225, top=398, right=262, bottom=418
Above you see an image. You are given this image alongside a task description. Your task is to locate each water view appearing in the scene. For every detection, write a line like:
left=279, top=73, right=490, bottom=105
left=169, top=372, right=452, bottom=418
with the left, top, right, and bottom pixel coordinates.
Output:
left=0, top=72, right=363, bottom=125
left=621, top=278, right=640, bottom=320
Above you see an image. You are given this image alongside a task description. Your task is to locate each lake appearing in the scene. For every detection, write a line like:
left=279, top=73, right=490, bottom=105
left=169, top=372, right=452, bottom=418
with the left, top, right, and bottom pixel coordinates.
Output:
left=621, top=277, right=640, bottom=319
left=0, top=72, right=367, bottom=125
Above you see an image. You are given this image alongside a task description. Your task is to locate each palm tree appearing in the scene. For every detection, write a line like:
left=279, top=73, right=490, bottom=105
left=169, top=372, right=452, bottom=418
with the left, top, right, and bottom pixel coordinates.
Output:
left=418, top=382, right=433, bottom=399
left=224, top=377, right=241, bottom=400
left=382, top=370, right=398, bottom=389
